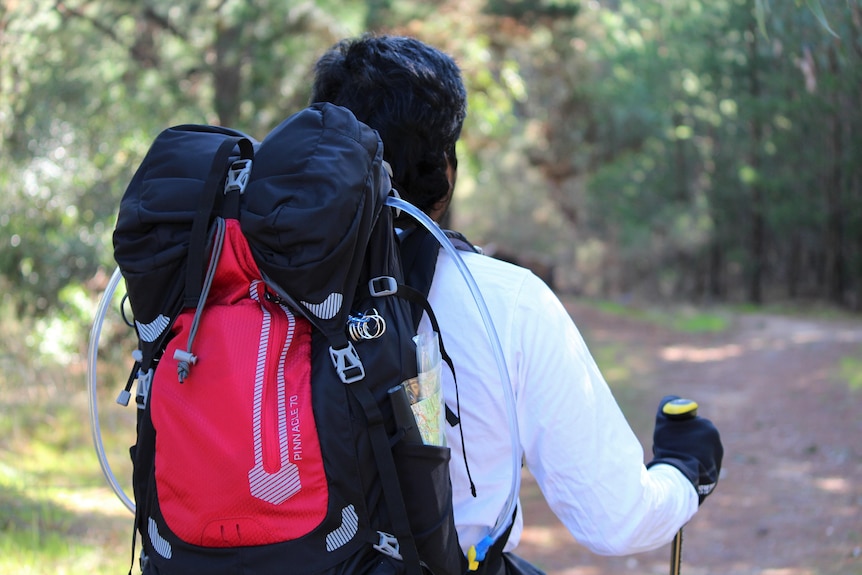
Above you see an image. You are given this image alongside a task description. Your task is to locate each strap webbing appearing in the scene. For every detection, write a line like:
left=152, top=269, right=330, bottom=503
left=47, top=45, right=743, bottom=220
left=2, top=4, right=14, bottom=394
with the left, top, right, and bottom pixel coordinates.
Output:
left=347, top=381, right=424, bottom=575
left=394, top=284, right=456, bottom=387
left=395, top=230, right=479, bottom=496
left=183, top=137, right=253, bottom=308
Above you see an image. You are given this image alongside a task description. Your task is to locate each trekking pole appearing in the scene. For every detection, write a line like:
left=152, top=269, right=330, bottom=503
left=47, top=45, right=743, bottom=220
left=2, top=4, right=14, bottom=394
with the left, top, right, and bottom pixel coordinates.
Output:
left=660, top=397, right=699, bottom=575
left=669, top=530, right=684, bottom=575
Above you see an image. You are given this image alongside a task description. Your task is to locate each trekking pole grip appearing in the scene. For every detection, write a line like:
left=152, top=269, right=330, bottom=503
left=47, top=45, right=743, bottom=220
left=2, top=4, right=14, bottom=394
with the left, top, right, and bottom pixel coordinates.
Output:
left=661, top=397, right=698, bottom=575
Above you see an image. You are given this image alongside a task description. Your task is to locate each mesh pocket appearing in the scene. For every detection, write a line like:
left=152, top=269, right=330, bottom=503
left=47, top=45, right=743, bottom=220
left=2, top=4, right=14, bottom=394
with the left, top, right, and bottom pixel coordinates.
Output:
left=392, top=442, right=465, bottom=575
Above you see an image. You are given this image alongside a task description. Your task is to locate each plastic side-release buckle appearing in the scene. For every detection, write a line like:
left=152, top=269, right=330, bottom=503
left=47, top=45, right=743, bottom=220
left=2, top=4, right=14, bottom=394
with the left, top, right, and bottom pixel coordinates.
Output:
left=329, top=342, right=365, bottom=384
left=117, top=366, right=152, bottom=408
left=117, top=349, right=144, bottom=407
left=373, top=531, right=403, bottom=560
left=224, top=159, right=253, bottom=194
left=369, top=276, right=398, bottom=297
left=467, top=537, right=493, bottom=572
left=134, top=368, right=153, bottom=410
left=467, top=546, right=480, bottom=571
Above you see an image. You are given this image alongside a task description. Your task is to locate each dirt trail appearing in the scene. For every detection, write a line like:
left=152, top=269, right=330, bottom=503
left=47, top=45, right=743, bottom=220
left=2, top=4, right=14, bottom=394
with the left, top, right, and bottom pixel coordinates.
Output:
left=515, top=301, right=862, bottom=575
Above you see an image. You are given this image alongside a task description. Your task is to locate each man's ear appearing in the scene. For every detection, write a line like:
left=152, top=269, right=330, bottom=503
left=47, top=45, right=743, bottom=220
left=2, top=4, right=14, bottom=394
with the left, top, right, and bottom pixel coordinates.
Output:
left=446, top=154, right=458, bottom=194
left=428, top=156, right=456, bottom=223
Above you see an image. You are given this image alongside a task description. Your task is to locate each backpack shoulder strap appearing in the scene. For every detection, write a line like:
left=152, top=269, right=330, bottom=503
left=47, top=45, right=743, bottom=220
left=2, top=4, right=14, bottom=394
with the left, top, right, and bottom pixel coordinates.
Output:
left=395, top=225, right=481, bottom=498
left=399, top=225, right=524, bottom=572
left=396, top=224, right=481, bottom=392
left=399, top=226, right=480, bottom=326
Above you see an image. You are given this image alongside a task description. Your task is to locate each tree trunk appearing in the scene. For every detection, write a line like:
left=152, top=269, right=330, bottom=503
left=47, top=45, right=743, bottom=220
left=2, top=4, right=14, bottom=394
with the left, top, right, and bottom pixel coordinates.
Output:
left=825, top=44, right=846, bottom=306
left=213, top=21, right=242, bottom=128
left=746, top=15, right=765, bottom=305
left=787, top=233, right=800, bottom=299
left=708, top=240, right=724, bottom=300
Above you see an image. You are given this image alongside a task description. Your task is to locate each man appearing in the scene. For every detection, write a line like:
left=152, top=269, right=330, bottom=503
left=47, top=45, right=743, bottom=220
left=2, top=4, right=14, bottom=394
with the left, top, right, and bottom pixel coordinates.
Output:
left=311, top=35, right=722, bottom=572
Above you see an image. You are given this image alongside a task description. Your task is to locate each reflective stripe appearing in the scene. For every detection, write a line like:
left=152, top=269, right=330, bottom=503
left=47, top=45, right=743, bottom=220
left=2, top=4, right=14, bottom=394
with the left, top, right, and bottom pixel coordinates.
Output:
left=248, top=280, right=301, bottom=505
left=326, top=505, right=359, bottom=552
left=148, top=517, right=172, bottom=559
left=136, top=314, right=170, bottom=343
left=301, top=292, right=343, bottom=320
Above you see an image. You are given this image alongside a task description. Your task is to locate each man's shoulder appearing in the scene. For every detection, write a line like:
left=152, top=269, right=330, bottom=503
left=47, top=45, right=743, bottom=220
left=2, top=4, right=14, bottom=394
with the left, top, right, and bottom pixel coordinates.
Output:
left=436, top=247, right=545, bottom=296
left=444, top=246, right=532, bottom=274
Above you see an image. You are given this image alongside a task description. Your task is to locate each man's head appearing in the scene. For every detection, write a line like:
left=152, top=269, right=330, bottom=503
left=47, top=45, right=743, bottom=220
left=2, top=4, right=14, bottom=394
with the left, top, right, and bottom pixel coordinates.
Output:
left=310, top=35, right=467, bottom=220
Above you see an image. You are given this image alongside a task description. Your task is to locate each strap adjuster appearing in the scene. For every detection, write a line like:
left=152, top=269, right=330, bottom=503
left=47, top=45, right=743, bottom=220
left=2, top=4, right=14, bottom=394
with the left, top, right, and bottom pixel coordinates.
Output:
left=373, top=531, right=402, bottom=560
left=225, top=159, right=253, bottom=194
left=329, top=342, right=365, bottom=384
left=369, top=276, right=398, bottom=297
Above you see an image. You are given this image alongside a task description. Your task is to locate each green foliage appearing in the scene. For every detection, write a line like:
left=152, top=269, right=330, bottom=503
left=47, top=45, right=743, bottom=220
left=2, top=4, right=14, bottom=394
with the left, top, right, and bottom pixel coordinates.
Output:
left=585, top=298, right=731, bottom=333
left=755, top=0, right=840, bottom=38
left=0, top=417, right=133, bottom=575
left=484, top=0, right=580, bottom=22
left=0, top=0, right=367, bottom=320
left=839, top=353, right=862, bottom=391
left=0, top=292, right=138, bottom=574
left=552, top=0, right=862, bottom=305
left=4, top=0, right=862, bottom=325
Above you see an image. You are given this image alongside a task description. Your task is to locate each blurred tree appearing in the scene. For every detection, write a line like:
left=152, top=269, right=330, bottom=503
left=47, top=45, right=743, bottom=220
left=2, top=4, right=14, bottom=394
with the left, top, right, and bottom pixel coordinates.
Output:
left=1, top=0, right=860, bottom=323
left=547, top=0, right=862, bottom=306
left=0, top=0, right=363, bottom=317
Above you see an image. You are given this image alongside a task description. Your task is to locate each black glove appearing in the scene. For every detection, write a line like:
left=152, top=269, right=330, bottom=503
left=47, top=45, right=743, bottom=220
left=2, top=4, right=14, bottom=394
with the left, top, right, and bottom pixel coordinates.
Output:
left=647, top=395, right=723, bottom=504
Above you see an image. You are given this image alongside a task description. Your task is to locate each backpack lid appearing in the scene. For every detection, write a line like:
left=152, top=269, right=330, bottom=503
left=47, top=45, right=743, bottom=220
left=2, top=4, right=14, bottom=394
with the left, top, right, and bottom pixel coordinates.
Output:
left=113, top=124, right=256, bottom=354
left=114, top=103, right=390, bottom=359
left=240, top=103, right=390, bottom=348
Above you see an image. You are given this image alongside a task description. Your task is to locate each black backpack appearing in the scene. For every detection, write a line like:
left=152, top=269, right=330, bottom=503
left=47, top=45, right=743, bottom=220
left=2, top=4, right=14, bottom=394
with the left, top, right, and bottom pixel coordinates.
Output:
left=112, top=103, right=491, bottom=575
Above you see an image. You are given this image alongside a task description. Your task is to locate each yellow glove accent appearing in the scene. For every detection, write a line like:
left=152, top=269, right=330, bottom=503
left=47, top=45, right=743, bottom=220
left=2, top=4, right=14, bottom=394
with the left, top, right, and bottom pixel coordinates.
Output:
left=662, top=398, right=699, bottom=418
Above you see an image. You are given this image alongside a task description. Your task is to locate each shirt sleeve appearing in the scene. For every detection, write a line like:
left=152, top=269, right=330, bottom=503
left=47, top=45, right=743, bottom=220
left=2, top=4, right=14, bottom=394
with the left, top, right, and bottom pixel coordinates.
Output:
left=512, top=273, right=698, bottom=555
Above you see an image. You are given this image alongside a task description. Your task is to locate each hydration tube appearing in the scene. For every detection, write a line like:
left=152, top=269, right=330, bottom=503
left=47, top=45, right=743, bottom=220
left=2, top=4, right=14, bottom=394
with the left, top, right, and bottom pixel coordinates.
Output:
left=87, top=266, right=136, bottom=513
left=387, top=196, right=522, bottom=565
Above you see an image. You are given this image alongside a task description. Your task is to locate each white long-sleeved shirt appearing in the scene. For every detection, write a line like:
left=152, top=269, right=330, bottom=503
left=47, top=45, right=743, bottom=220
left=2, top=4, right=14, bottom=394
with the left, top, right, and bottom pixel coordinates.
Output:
left=423, top=248, right=698, bottom=556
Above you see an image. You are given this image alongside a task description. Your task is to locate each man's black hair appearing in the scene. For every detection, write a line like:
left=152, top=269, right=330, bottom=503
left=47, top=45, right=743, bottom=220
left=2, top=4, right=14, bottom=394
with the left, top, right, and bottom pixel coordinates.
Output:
left=311, top=35, right=467, bottom=217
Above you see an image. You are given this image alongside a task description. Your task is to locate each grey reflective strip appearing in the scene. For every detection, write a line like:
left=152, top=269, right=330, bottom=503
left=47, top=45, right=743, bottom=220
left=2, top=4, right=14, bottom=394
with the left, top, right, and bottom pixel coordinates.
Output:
left=148, top=517, right=172, bottom=559
left=248, top=281, right=302, bottom=505
left=325, top=505, right=358, bottom=552
left=136, top=314, right=170, bottom=343
left=301, top=293, right=343, bottom=320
